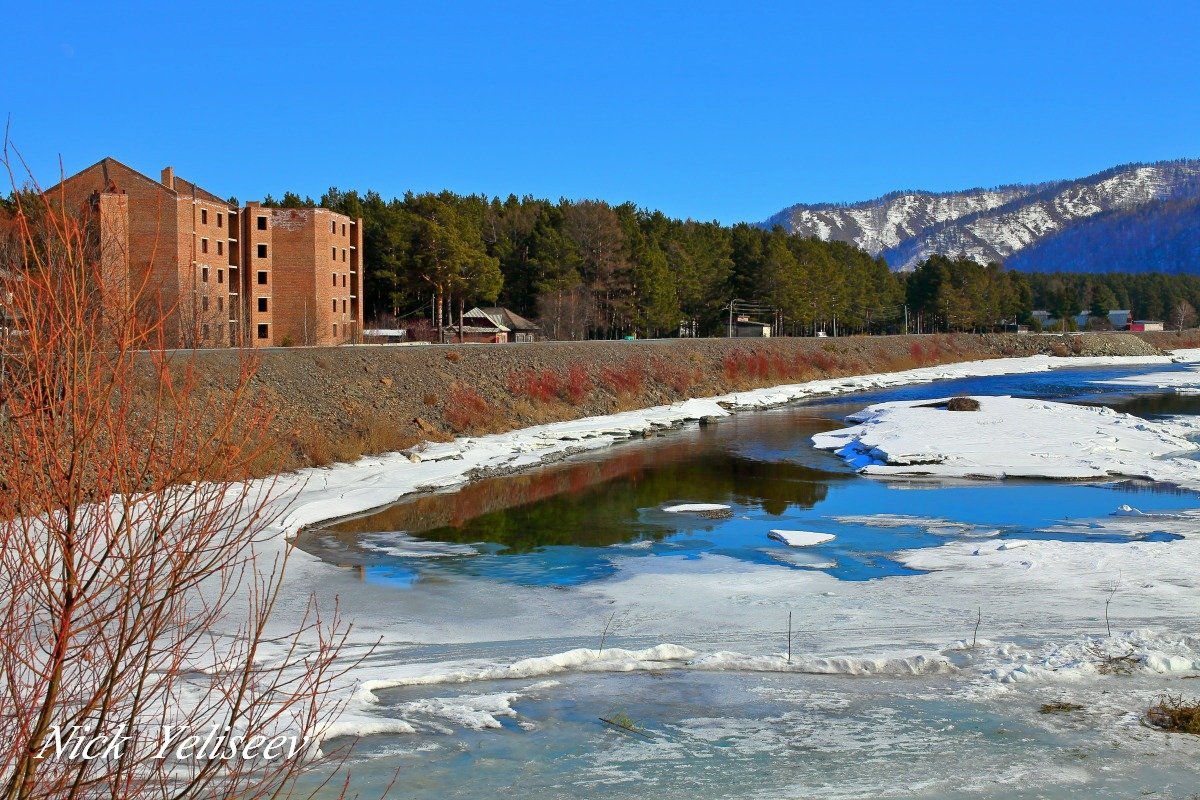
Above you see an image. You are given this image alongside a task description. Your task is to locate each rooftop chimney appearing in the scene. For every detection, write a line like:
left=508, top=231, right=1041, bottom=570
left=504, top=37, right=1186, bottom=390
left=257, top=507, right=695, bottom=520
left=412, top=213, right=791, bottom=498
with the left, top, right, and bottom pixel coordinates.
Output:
left=161, top=166, right=175, bottom=190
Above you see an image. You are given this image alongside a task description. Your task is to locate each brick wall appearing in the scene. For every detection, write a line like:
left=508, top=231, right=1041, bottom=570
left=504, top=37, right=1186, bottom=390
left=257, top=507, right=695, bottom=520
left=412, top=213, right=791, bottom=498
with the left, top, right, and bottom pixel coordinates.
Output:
left=52, top=158, right=363, bottom=350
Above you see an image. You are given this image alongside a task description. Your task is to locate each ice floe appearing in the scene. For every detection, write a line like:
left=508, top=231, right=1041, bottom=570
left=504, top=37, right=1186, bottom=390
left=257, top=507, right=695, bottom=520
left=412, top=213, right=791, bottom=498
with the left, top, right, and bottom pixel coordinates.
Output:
left=767, top=530, right=836, bottom=547
left=812, top=395, right=1200, bottom=485
left=663, top=503, right=731, bottom=514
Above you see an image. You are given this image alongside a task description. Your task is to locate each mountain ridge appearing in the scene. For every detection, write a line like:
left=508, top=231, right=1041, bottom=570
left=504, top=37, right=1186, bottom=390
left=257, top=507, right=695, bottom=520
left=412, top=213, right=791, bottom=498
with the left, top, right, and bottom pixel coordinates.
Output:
left=762, top=159, right=1200, bottom=272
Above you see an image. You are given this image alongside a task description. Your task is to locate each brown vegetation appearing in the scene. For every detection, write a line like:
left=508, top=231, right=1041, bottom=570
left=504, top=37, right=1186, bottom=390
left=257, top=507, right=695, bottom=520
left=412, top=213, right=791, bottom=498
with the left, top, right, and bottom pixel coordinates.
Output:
left=187, top=331, right=1163, bottom=473
left=946, top=396, right=981, bottom=411
left=1145, top=694, right=1200, bottom=734
left=0, top=152, right=356, bottom=799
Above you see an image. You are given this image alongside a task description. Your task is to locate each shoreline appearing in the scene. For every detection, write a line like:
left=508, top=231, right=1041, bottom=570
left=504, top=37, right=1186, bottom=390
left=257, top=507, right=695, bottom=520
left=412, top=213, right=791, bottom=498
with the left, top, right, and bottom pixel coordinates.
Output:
left=188, top=331, right=1188, bottom=475
left=266, top=348, right=1200, bottom=543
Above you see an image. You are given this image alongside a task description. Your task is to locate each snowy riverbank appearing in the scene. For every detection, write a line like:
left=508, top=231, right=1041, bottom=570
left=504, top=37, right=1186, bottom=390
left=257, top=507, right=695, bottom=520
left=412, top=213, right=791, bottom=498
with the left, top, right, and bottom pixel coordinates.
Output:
left=264, top=350, right=1199, bottom=543
left=243, top=349, right=1200, bottom=753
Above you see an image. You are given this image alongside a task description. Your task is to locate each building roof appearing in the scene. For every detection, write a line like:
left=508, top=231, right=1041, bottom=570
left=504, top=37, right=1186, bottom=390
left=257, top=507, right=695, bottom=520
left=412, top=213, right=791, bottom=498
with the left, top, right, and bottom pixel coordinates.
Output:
left=172, top=175, right=226, bottom=205
left=463, top=307, right=541, bottom=332
left=46, top=157, right=228, bottom=206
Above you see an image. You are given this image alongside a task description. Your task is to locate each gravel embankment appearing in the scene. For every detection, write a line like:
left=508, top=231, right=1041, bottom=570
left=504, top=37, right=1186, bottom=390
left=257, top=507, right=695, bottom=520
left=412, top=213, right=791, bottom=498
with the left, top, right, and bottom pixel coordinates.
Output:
left=186, top=332, right=1166, bottom=473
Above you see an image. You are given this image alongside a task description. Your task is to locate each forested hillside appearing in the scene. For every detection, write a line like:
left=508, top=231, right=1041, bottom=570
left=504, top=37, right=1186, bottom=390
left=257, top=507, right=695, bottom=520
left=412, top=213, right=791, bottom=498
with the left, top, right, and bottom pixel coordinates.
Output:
left=1007, top=190, right=1200, bottom=274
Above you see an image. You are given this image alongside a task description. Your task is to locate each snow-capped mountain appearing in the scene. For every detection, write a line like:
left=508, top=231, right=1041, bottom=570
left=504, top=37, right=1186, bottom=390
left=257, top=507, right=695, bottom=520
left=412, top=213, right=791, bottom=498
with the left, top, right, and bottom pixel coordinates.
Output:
left=763, top=160, right=1200, bottom=271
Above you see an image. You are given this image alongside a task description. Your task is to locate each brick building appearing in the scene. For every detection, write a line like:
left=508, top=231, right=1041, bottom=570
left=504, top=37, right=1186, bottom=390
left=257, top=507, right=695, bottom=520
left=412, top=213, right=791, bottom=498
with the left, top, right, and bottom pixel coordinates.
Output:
left=49, top=157, right=363, bottom=348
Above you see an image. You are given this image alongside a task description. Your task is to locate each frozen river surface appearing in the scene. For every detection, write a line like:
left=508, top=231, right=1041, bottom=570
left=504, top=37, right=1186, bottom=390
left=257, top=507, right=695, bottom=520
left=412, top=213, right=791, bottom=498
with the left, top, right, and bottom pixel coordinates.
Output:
left=289, top=361, right=1200, bottom=798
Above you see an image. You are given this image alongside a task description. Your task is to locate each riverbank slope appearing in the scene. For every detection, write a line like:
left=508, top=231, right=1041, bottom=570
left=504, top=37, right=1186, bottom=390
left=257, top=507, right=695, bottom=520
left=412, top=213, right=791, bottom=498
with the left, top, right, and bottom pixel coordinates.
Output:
left=189, top=332, right=1180, bottom=473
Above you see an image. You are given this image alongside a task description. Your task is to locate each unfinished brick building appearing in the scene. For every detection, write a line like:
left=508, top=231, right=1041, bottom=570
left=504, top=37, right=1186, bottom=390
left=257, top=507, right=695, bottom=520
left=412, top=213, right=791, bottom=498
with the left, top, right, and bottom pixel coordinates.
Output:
left=49, top=157, right=363, bottom=348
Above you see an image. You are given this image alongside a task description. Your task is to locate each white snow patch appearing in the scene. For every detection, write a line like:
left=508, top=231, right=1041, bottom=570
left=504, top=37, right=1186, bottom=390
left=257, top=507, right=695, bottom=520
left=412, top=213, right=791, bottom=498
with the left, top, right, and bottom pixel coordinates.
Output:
left=768, top=530, right=835, bottom=547
left=812, top=395, right=1200, bottom=485
left=664, top=503, right=731, bottom=514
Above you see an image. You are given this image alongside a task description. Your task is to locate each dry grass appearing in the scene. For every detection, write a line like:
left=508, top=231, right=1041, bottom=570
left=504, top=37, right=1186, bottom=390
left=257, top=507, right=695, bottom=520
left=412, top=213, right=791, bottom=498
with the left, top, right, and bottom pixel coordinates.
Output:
left=1145, top=695, right=1200, bottom=734
left=1039, top=702, right=1084, bottom=714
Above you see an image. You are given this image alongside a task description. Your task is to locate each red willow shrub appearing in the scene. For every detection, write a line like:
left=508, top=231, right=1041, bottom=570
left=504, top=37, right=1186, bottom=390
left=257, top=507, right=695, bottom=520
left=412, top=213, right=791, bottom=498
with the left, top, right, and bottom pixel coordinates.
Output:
left=599, top=361, right=646, bottom=397
left=564, top=364, right=593, bottom=404
left=505, top=368, right=563, bottom=403
left=910, top=340, right=945, bottom=365
left=444, top=384, right=492, bottom=431
left=723, top=348, right=838, bottom=383
left=505, top=366, right=593, bottom=405
left=650, top=358, right=702, bottom=396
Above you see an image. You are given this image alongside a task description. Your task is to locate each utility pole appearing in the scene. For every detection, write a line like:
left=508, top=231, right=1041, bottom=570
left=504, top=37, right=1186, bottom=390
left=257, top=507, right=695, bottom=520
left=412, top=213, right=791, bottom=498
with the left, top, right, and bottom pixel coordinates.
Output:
left=904, top=305, right=909, bottom=335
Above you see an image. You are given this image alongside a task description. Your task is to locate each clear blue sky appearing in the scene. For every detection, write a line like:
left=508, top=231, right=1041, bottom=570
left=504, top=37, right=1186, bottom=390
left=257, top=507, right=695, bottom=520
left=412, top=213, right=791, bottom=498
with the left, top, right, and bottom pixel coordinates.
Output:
left=4, top=1, right=1199, bottom=223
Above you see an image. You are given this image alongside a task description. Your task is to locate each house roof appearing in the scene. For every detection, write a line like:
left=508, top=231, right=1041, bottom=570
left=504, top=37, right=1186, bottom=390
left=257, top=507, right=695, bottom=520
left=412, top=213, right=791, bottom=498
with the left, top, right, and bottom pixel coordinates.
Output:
left=464, top=306, right=541, bottom=332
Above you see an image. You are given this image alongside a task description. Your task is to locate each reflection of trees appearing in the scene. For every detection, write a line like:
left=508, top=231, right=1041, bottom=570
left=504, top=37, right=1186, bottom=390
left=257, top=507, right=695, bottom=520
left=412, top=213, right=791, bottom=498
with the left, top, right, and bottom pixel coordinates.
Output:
left=1110, top=392, right=1200, bottom=419
left=328, top=440, right=849, bottom=553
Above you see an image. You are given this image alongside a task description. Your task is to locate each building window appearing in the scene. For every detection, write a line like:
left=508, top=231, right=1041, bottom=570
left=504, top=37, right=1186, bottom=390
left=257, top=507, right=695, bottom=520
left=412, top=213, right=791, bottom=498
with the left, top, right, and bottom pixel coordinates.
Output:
left=258, top=297, right=268, bottom=313
left=257, top=216, right=267, bottom=230
left=257, top=271, right=267, bottom=285
left=331, top=220, right=336, bottom=234
left=217, top=241, right=224, bottom=256
left=201, top=266, right=209, bottom=282
left=342, top=223, right=347, bottom=236
left=201, top=238, right=208, bottom=254
left=202, top=296, right=209, bottom=312
left=257, top=244, right=267, bottom=258
left=342, top=249, right=347, bottom=262
left=342, top=274, right=346, bottom=288
left=201, top=209, right=208, bottom=225
left=332, top=299, right=337, bottom=313
left=217, top=212, right=224, bottom=228
left=217, top=268, right=224, bottom=284
left=217, top=296, right=223, bottom=312
left=332, top=273, right=337, bottom=287
left=257, top=324, right=269, bottom=340
left=342, top=299, right=346, bottom=313
left=203, top=323, right=209, bottom=338
left=331, top=246, right=337, bottom=261
left=333, top=324, right=338, bottom=338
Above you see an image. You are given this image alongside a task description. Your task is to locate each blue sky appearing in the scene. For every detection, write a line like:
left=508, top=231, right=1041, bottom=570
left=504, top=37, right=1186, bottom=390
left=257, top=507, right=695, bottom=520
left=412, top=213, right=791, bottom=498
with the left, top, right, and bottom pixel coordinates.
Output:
left=4, top=1, right=1199, bottom=223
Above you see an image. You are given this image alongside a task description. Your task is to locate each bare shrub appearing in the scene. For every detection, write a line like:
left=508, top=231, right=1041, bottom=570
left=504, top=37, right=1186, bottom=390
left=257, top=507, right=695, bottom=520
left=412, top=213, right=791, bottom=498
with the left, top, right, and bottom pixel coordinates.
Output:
left=443, top=384, right=492, bottom=432
left=0, top=150, right=356, bottom=799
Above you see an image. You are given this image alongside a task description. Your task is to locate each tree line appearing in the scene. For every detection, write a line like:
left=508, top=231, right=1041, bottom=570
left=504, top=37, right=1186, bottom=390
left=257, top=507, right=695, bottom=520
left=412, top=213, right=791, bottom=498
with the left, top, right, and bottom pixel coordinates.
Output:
left=263, top=189, right=913, bottom=338
left=50, top=184, right=1200, bottom=338
left=1024, top=271, right=1200, bottom=330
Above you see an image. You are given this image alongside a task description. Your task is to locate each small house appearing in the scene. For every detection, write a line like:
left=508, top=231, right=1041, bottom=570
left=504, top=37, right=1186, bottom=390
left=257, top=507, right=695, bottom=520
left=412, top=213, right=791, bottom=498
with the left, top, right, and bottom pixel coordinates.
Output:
left=461, top=307, right=542, bottom=343
left=362, top=328, right=408, bottom=344
left=1128, top=320, right=1164, bottom=332
left=735, top=321, right=772, bottom=338
left=1107, top=310, right=1131, bottom=329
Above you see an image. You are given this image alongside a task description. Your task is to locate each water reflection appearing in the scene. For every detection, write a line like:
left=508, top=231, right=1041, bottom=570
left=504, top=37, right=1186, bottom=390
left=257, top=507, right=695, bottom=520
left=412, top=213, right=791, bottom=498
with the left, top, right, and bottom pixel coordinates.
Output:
left=296, top=362, right=1200, bottom=587
left=324, top=414, right=849, bottom=552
